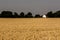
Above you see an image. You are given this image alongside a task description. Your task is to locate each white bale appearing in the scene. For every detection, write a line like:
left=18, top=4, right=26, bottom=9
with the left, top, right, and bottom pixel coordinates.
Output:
left=43, top=15, right=46, bottom=18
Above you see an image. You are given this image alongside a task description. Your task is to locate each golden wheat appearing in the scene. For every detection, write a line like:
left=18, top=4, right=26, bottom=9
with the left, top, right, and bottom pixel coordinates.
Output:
left=0, top=18, right=60, bottom=40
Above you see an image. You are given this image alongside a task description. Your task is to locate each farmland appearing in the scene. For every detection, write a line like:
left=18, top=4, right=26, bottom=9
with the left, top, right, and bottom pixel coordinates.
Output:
left=0, top=18, right=60, bottom=40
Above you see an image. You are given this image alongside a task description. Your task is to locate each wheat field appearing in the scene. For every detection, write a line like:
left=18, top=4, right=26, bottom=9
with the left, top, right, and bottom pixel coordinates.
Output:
left=0, top=18, right=60, bottom=40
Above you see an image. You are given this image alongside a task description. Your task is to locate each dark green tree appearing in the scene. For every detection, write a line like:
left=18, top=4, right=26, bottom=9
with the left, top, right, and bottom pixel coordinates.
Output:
left=1, top=11, right=13, bottom=18
left=54, top=10, right=60, bottom=17
left=46, top=11, right=54, bottom=18
left=25, top=12, right=33, bottom=18
left=20, top=12, right=25, bottom=18
left=14, top=12, right=19, bottom=18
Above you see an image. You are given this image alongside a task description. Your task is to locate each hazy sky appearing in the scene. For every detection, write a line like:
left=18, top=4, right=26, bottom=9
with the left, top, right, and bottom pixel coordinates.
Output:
left=0, top=0, right=60, bottom=15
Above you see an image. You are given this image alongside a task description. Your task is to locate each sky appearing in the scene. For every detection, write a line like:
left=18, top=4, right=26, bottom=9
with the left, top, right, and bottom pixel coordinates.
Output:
left=0, top=0, right=60, bottom=15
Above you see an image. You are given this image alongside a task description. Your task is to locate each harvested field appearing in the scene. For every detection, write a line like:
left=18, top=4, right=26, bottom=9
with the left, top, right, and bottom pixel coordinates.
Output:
left=0, top=18, right=60, bottom=40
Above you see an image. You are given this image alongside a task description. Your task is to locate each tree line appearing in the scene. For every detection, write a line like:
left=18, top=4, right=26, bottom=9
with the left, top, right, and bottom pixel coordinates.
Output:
left=0, top=11, right=42, bottom=18
left=0, top=10, right=60, bottom=18
left=46, top=11, right=60, bottom=18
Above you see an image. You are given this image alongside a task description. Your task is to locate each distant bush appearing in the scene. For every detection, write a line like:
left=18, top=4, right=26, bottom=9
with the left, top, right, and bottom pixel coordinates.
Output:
left=34, top=14, right=41, bottom=18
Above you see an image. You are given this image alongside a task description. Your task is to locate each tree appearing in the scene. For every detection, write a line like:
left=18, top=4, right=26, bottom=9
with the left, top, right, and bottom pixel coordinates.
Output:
left=54, top=10, right=60, bottom=17
left=0, top=14, right=1, bottom=17
left=1, top=11, right=13, bottom=18
left=46, top=11, right=54, bottom=18
left=20, top=12, right=25, bottom=18
left=14, top=12, right=19, bottom=18
left=35, top=14, right=41, bottom=18
left=25, top=12, right=33, bottom=18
